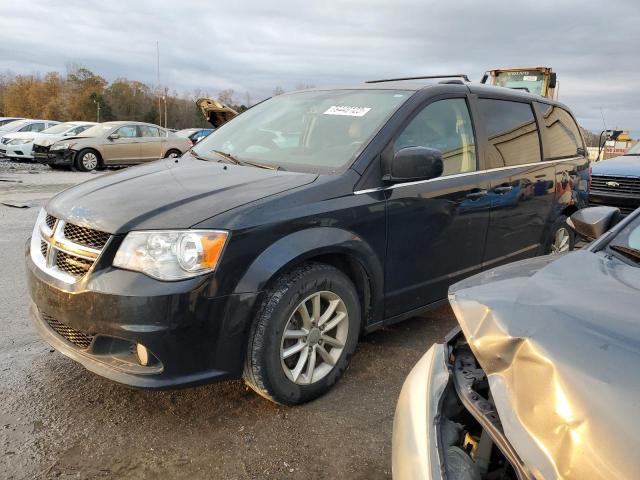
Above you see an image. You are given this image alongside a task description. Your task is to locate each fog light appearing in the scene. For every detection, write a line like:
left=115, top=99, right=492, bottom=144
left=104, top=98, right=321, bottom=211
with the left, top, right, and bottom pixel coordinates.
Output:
left=136, top=343, right=150, bottom=366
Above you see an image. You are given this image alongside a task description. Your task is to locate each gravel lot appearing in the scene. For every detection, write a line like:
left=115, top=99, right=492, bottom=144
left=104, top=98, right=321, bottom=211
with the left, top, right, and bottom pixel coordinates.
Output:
left=0, top=160, right=456, bottom=479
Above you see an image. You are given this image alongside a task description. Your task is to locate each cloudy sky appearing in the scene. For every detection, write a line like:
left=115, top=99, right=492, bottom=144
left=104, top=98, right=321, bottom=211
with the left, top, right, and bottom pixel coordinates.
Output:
left=1, top=0, right=638, bottom=136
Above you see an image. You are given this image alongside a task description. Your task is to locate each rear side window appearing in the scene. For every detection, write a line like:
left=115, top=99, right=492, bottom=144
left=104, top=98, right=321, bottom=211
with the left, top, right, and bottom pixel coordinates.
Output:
left=477, top=99, right=541, bottom=168
left=394, top=98, right=477, bottom=176
left=535, top=103, right=584, bottom=159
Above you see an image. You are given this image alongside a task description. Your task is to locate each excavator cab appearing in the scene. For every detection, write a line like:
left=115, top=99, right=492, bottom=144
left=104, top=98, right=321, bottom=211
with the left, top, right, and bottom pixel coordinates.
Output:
left=481, top=67, right=559, bottom=100
left=196, top=98, right=239, bottom=128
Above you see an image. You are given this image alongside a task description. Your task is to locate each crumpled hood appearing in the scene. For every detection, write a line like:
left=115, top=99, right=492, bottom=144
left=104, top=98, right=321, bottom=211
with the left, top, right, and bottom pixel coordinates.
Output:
left=33, top=133, right=67, bottom=147
left=592, top=155, right=640, bottom=176
left=46, top=157, right=317, bottom=233
left=449, top=251, right=640, bottom=479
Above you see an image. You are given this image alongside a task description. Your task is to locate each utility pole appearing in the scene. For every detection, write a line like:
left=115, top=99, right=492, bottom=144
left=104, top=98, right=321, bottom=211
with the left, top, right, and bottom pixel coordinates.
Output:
left=164, top=87, right=168, bottom=128
left=157, top=41, right=162, bottom=127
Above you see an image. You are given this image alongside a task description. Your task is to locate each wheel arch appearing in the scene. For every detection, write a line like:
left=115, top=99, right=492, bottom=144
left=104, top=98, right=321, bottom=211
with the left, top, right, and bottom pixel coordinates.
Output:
left=233, top=227, right=384, bottom=328
left=75, top=146, right=103, bottom=166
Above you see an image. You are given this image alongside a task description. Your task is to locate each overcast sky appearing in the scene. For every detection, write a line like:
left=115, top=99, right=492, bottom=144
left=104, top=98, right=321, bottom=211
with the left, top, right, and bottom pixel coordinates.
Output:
left=0, top=0, right=638, bottom=136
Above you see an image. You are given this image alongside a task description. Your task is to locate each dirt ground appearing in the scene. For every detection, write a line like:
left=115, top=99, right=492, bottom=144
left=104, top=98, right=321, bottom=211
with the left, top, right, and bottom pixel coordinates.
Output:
left=0, top=160, right=456, bottom=479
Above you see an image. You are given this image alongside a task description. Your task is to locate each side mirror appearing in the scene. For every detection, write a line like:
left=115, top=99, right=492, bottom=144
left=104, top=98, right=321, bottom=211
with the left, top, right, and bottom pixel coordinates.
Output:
left=567, top=206, right=621, bottom=240
left=385, top=147, right=443, bottom=183
left=108, top=133, right=120, bottom=140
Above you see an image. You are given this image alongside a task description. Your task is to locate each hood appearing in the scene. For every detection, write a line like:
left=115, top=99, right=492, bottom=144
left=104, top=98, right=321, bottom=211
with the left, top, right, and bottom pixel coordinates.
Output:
left=592, top=155, right=640, bottom=177
left=2, top=131, right=44, bottom=141
left=46, top=156, right=318, bottom=233
left=34, top=133, right=75, bottom=147
left=449, top=251, right=640, bottom=479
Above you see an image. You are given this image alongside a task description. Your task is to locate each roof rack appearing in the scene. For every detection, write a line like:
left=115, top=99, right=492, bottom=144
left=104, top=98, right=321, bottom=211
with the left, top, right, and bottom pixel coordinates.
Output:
left=365, top=74, right=470, bottom=84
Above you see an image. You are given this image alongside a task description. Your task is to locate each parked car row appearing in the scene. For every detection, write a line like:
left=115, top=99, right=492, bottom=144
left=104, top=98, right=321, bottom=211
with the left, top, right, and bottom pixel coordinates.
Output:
left=0, top=118, right=197, bottom=171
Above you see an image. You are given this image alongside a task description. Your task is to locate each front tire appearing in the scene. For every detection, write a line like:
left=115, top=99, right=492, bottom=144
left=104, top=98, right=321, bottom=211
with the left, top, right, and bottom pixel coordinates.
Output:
left=546, top=214, right=575, bottom=254
left=243, top=262, right=361, bottom=405
left=75, top=149, right=101, bottom=172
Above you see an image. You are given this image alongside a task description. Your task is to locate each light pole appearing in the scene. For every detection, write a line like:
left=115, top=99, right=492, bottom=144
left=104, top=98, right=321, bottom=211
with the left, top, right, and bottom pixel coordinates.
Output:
left=93, top=99, right=101, bottom=123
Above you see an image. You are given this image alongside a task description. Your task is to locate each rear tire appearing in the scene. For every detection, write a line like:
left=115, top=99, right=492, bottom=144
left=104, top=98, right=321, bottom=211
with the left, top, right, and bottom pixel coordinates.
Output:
left=164, top=149, right=181, bottom=158
left=546, top=215, right=575, bottom=254
left=243, top=262, right=361, bottom=405
left=75, top=149, right=101, bottom=172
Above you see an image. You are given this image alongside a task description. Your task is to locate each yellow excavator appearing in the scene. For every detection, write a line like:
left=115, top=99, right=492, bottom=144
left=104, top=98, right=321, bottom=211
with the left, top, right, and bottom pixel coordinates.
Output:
left=481, top=67, right=559, bottom=100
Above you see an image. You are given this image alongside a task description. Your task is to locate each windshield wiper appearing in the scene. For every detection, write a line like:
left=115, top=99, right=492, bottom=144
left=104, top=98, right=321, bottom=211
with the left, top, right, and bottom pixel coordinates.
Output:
left=189, top=149, right=208, bottom=161
left=240, top=159, right=281, bottom=171
left=210, top=149, right=242, bottom=165
left=610, top=244, right=640, bottom=263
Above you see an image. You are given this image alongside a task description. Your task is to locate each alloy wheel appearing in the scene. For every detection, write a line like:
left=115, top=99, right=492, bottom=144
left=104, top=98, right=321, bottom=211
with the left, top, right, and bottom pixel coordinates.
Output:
left=280, top=291, right=349, bottom=385
left=81, top=152, right=98, bottom=170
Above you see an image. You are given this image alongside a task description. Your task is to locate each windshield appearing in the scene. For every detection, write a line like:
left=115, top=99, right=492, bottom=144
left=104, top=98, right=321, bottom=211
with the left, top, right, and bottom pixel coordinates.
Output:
left=494, top=70, right=545, bottom=96
left=0, top=118, right=20, bottom=127
left=0, top=120, right=29, bottom=131
left=41, top=123, right=77, bottom=135
left=192, top=89, right=412, bottom=173
left=625, top=142, right=640, bottom=156
left=609, top=214, right=640, bottom=265
left=79, top=124, right=116, bottom=137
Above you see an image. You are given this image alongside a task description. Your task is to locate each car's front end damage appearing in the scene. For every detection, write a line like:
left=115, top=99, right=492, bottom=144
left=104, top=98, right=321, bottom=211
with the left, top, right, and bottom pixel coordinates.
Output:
left=34, top=141, right=77, bottom=167
left=393, top=250, right=640, bottom=479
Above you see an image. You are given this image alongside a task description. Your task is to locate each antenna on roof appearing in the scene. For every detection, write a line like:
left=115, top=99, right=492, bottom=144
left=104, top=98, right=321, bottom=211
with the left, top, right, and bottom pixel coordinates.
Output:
left=365, top=74, right=470, bottom=84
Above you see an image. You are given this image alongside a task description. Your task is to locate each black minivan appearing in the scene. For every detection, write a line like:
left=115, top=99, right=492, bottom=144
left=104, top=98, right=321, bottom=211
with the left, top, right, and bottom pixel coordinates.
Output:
left=26, top=79, right=589, bottom=404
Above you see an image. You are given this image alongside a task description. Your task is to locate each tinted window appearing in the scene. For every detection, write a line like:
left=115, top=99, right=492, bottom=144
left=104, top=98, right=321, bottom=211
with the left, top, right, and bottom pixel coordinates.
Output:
left=116, top=125, right=138, bottom=138
left=535, top=103, right=584, bottom=159
left=478, top=99, right=541, bottom=168
left=394, top=98, right=476, bottom=176
left=139, top=125, right=160, bottom=137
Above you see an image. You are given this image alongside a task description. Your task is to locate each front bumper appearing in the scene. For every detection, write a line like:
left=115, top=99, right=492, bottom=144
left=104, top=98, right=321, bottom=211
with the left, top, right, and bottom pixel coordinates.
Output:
left=34, top=148, right=75, bottom=166
left=392, top=344, right=449, bottom=480
left=26, top=240, right=260, bottom=388
left=4, top=142, right=34, bottom=159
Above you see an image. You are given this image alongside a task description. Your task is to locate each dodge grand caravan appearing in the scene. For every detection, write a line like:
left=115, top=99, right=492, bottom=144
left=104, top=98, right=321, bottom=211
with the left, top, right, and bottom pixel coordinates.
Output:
left=26, top=78, right=589, bottom=405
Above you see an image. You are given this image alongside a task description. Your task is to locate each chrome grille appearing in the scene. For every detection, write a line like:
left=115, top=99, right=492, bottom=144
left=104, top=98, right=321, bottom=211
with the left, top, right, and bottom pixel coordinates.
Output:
left=45, top=214, right=56, bottom=230
left=31, top=211, right=111, bottom=283
left=55, top=251, right=93, bottom=277
left=41, top=312, right=94, bottom=349
left=63, top=223, right=110, bottom=249
left=591, top=175, right=640, bottom=196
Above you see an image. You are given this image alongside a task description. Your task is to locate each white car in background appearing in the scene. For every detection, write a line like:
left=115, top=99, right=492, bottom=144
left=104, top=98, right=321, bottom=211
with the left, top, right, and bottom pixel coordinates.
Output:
left=0, top=117, right=24, bottom=128
left=0, top=119, right=60, bottom=157
left=4, top=121, right=98, bottom=160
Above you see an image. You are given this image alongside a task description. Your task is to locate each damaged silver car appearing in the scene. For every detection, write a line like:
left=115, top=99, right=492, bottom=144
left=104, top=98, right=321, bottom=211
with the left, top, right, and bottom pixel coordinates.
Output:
left=392, top=205, right=640, bottom=479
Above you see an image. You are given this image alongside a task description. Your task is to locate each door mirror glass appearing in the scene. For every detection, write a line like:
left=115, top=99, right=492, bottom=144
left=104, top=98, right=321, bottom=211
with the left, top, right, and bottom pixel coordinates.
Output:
left=567, top=206, right=622, bottom=240
left=386, top=147, right=443, bottom=183
left=108, top=133, right=120, bottom=140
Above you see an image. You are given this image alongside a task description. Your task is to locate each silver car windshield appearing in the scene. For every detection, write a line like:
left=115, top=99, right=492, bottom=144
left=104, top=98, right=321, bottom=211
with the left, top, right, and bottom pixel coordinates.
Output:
left=79, top=124, right=117, bottom=137
left=191, top=89, right=412, bottom=173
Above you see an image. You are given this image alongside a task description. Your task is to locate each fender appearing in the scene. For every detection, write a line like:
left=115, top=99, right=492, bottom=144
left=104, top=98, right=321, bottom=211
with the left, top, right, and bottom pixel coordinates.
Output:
left=233, top=227, right=384, bottom=323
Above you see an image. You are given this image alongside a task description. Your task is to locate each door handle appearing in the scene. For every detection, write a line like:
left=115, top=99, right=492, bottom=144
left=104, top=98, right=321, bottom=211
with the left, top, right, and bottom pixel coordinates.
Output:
left=466, top=189, right=488, bottom=200
left=494, top=186, right=513, bottom=194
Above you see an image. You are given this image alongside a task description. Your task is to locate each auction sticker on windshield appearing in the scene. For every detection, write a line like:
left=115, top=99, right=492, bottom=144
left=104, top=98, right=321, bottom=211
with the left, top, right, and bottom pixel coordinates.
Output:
left=323, top=106, right=371, bottom=117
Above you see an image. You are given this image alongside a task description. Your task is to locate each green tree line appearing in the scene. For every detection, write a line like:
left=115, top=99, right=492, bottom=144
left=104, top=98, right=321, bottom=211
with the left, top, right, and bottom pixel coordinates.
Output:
left=0, top=65, right=249, bottom=130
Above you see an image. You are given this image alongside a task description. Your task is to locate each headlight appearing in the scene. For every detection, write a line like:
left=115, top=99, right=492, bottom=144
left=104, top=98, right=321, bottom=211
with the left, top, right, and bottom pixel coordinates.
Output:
left=9, top=137, right=34, bottom=145
left=50, top=142, right=71, bottom=151
left=113, top=230, right=229, bottom=281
